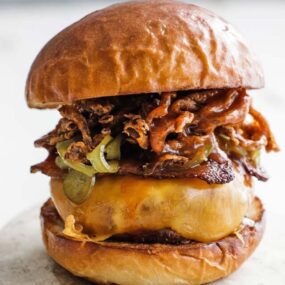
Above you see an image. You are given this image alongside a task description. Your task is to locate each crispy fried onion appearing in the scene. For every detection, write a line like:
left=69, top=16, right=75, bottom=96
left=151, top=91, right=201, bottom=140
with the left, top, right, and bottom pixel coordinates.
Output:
left=145, top=92, right=196, bottom=154
left=123, top=115, right=149, bottom=149
left=33, top=88, right=278, bottom=183
left=64, top=141, right=89, bottom=163
left=146, top=92, right=176, bottom=124
left=240, top=158, right=269, bottom=182
left=144, top=90, right=224, bottom=155
left=195, top=89, right=250, bottom=133
left=34, top=118, right=77, bottom=148
left=98, top=114, right=114, bottom=125
left=146, top=90, right=249, bottom=155
left=216, top=125, right=270, bottom=182
left=165, top=134, right=212, bottom=156
left=249, top=106, right=279, bottom=152
left=216, top=107, right=278, bottom=182
left=170, top=90, right=219, bottom=113
left=59, top=105, right=92, bottom=148
left=219, top=126, right=267, bottom=152
left=170, top=96, right=199, bottom=113
left=150, top=113, right=194, bottom=153
left=75, top=100, right=114, bottom=116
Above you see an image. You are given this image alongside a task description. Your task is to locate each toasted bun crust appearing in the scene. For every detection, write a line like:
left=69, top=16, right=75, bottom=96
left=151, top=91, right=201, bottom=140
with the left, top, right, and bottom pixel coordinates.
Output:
left=26, top=0, right=264, bottom=109
left=41, top=197, right=264, bottom=285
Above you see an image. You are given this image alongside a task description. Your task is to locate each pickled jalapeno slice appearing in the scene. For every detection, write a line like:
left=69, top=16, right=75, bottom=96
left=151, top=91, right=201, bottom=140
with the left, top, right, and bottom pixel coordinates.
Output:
left=63, top=169, right=95, bottom=204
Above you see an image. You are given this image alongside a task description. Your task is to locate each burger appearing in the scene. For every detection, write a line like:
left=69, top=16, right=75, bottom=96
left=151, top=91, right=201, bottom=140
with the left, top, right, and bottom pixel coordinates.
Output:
left=26, top=1, right=279, bottom=284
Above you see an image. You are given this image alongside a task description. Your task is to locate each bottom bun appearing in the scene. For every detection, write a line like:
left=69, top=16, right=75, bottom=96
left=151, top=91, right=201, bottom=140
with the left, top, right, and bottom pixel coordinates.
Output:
left=40, top=197, right=264, bottom=285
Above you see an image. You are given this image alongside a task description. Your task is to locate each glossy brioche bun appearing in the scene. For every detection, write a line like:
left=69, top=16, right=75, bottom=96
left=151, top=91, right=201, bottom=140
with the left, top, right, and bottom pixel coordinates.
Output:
left=41, top=197, right=264, bottom=285
left=50, top=174, right=253, bottom=243
left=26, top=0, right=264, bottom=109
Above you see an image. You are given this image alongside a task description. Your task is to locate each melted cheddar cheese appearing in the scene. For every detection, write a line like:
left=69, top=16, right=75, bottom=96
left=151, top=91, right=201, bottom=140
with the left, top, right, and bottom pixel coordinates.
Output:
left=51, top=173, right=252, bottom=242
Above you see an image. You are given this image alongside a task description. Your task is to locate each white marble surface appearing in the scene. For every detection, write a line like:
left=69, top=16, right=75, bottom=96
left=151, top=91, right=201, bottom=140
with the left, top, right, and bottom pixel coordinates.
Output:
left=0, top=206, right=285, bottom=285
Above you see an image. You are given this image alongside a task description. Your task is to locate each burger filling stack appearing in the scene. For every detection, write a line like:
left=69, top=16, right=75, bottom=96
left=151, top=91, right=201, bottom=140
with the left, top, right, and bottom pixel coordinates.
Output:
left=27, top=1, right=279, bottom=284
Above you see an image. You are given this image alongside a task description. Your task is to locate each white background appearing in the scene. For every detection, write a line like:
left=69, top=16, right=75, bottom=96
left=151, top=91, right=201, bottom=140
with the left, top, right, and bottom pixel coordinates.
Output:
left=0, top=0, right=284, bottom=232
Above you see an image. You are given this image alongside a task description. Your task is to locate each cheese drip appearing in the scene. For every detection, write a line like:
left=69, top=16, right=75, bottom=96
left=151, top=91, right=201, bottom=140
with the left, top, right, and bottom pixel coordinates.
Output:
left=51, top=173, right=252, bottom=243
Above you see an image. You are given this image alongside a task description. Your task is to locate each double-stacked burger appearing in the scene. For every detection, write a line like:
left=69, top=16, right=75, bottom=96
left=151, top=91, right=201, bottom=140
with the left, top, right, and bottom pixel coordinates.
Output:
left=27, top=1, right=279, bottom=284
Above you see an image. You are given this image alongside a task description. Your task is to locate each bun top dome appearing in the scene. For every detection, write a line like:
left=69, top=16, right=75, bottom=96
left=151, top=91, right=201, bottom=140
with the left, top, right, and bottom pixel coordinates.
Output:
left=26, top=0, right=264, bottom=109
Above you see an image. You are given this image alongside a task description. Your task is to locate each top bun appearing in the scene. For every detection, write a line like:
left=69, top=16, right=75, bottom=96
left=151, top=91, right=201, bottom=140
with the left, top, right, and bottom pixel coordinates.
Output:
left=26, top=0, right=264, bottom=109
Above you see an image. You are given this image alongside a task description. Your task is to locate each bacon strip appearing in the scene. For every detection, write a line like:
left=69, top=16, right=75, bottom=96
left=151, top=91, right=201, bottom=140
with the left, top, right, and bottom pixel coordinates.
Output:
left=118, top=156, right=234, bottom=184
left=31, top=152, right=65, bottom=177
